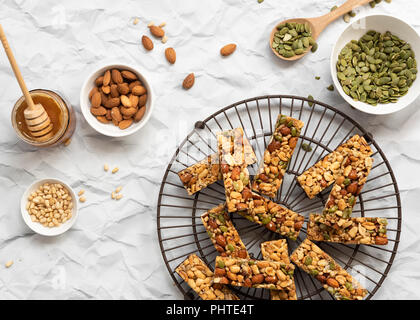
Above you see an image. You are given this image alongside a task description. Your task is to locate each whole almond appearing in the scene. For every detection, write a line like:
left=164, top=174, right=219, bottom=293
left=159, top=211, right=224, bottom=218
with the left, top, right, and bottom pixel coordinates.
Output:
left=165, top=47, right=176, bottom=64
left=103, top=70, right=111, bottom=86
left=106, top=109, right=112, bottom=120
left=102, top=86, right=111, bottom=94
left=220, top=43, right=236, bottom=56
left=112, top=118, right=119, bottom=127
left=129, top=95, right=139, bottom=108
left=149, top=25, right=165, bottom=38
left=97, top=116, right=110, bottom=124
left=132, top=85, right=147, bottom=96
left=95, top=76, right=104, bottom=87
left=110, top=84, right=119, bottom=98
left=118, top=83, right=130, bottom=95
left=120, top=95, right=132, bottom=107
left=138, top=94, right=147, bottom=107
left=91, top=92, right=101, bottom=108
left=89, top=87, right=99, bottom=100
left=129, top=80, right=141, bottom=91
left=111, top=107, right=123, bottom=122
left=121, top=107, right=137, bottom=117
left=91, top=106, right=107, bottom=116
left=105, top=97, right=121, bottom=108
left=220, top=43, right=237, bottom=56
left=119, top=119, right=133, bottom=130
left=121, top=70, right=138, bottom=81
left=134, top=106, right=146, bottom=122
left=183, top=73, right=195, bottom=90
left=111, top=69, right=123, bottom=84
left=100, top=92, right=109, bottom=105
left=142, top=35, right=154, bottom=51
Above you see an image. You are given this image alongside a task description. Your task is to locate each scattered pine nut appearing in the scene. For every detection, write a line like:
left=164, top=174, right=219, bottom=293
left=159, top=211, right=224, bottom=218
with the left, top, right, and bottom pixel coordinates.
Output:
left=159, top=22, right=166, bottom=27
left=133, top=17, right=139, bottom=25
left=111, top=192, right=116, bottom=199
left=116, top=194, right=123, bottom=200
left=5, top=261, right=13, bottom=268
left=115, top=186, right=123, bottom=193
left=147, top=21, right=154, bottom=27
left=78, top=189, right=85, bottom=197
left=161, top=35, right=168, bottom=44
left=79, top=196, right=86, bottom=203
left=104, top=164, right=109, bottom=172
left=112, top=167, right=119, bottom=174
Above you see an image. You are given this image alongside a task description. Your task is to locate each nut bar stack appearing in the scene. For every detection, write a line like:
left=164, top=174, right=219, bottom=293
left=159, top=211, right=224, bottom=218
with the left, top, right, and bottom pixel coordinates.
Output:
left=175, top=254, right=239, bottom=300
left=297, top=135, right=370, bottom=199
left=252, top=114, right=304, bottom=198
left=178, top=135, right=257, bottom=195
left=291, top=239, right=368, bottom=300
left=261, top=240, right=297, bottom=300
left=201, top=204, right=249, bottom=258
left=238, top=192, right=304, bottom=240
left=217, top=128, right=254, bottom=213
left=319, top=135, right=373, bottom=226
left=213, top=256, right=295, bottom=291
left=307, top=214, right=388, bottom=245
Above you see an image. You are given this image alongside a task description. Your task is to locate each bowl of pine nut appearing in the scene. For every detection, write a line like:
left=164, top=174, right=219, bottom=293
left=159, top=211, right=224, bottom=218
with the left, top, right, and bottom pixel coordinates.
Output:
left=21, top=179, right=78, bottom=236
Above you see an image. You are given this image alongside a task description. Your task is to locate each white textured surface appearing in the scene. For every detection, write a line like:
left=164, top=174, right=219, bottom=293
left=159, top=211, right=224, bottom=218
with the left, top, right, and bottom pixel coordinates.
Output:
left=0, top=0, right=419, bottom=299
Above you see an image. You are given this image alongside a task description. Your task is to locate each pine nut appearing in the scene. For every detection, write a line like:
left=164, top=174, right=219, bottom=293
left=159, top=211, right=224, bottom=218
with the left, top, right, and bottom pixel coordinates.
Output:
left=147, top=21, right=154, bottom=27
left=116, top=194, right=123, bottom=200
left=112, top=167, right=119, bottom=174
left=161, top=36, right=168, bottom=44
left=133, top=17, right=139, bottom=25
left=115, top=186, right=123, bottom=193
left=159, top=22, right=166, bottom=27
left=78, top=189, right=85, bottom=196
left=79, top=196, right=86, bottom=203
left=104, top=164, right=109, bottom=172
left=111, top=192, right=116, bottom=199
left=5, top=261, right=13, bottom=268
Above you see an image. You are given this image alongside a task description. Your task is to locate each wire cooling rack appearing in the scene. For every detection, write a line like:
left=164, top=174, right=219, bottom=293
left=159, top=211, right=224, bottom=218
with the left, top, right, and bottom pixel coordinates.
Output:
left=157, top=95, right=401, bottom=300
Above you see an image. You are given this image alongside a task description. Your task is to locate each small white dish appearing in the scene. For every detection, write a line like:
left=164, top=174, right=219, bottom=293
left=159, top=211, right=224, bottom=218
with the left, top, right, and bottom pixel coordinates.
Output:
left=21, top=178, right=78, bottom=236
left=80, top=62, right=154, bottom=137
left=331, top=14, right=420, bottom=115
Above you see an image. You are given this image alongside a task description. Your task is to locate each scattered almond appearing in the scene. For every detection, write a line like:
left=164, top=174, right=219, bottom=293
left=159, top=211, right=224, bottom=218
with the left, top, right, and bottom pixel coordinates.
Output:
left=183, top=73, right=195, bottom=90
left=149, top=25, right=165, bottom=38
left=142, top=35, right=154, bottom=51
left=220, top=43, right=237, bottom=56
left=165, top=47, right=176, bottom=64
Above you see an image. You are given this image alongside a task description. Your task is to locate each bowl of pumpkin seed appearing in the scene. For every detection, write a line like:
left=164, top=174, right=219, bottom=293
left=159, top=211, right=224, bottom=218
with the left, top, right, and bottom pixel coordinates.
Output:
left=331, top=14, right=420, bottom=115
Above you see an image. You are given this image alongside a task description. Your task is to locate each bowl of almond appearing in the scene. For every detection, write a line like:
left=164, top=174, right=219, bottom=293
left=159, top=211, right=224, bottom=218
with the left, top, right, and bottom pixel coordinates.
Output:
left=80, top=63, right=154, bottom=137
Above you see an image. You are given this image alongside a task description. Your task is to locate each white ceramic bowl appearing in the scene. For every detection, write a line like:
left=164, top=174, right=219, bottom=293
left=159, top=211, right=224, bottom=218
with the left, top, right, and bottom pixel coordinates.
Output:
left=80, top=63, right=154, bottom=137
left=331, top=14, right=420, bottom=115
left=21, top=179, right=78, bottom=236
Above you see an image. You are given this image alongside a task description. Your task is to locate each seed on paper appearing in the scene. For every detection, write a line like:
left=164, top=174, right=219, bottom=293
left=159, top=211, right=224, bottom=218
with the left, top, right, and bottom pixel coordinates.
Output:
left=116, top=194, right=123, bottom=200
left=115, top=186, right=123, bottom=193
left=5, top=261, right=13, bottom=268
left=79, top=196, right=86, bottom=203
left=104, top=164, right=109, bottom=172
left=147, top=21, right=154, bottom=27
left=159, top=22, right=166, bottom=27
left=112, top=167, right=119, bottom=174
left=78, top=189, right=85, bottom=197
left=111, top=192, right=116, bottom=199
left=133, top=18, right=139, bottom=25
left=161, top=35, right=168, bottom=44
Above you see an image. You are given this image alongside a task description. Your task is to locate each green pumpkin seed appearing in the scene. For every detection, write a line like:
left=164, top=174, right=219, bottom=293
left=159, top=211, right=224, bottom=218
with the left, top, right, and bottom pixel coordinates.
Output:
left=301, top=143, right=312, bottom=152
left=307, top=95, right=314, bottom=106
left=327, top=84, right=334, bottom=91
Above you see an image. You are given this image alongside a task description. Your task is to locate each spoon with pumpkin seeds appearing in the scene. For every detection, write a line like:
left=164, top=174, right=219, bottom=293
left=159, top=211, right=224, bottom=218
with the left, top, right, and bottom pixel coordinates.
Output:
left=269, top=0, right=372, bottom=61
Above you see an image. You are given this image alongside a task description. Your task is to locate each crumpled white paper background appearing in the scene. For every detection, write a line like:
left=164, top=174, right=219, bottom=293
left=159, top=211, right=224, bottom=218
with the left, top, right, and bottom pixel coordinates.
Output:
left=0, top=0, right=419, bottom=299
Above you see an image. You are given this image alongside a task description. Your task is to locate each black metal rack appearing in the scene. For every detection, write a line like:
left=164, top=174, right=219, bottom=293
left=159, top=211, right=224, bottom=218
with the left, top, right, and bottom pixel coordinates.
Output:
left=157, top=95, right=401, bottom=300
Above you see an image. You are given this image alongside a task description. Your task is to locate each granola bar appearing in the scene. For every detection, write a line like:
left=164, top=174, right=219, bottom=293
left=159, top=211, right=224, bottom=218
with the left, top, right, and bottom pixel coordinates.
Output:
left=320, top=137, right=373, bottom=226
left=178, top=135, right=257, bottom=195
left=261, top=240, right=297, bottom=300
left=201, top=204, right=249, bottom=258
left=213, top=256, right=295, bottom=291
left=175, top=254, right=239, bottom=300
left=218, top=128, right=254, bottom=213
left=253, top=115, right=304, bottom=198
left=291, top=238, right=368, bottom=300
left=297, top=135, right=372, bottom=199
left=307, top=214, right=388, bottom=245
left=237, top=192, right=304, bottom=240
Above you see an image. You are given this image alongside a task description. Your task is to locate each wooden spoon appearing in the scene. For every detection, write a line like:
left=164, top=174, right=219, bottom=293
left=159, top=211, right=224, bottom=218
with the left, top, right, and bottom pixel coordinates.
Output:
left=0, top=24, right=53, bottom=142
left=270, top=0, right=372, bottom=61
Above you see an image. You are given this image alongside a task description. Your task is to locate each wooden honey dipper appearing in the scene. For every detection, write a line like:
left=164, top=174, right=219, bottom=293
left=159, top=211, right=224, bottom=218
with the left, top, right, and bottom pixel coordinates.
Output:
left=0, top=24, right=53, bottom=142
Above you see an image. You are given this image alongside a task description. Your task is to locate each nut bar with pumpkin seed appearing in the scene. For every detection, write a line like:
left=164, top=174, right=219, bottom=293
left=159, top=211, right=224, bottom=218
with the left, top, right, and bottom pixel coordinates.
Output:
left=218, top=128, right=254, bottom=213
left=178, top=135, right=257, bottom=195
left=261, top=240, right=297, bottom=300
left=175, top=254, right=239, bottom=300
left=237, top=192, right=304, bottom=240
left=319, top=136, right=373, bottom=226
left=213, top=256, right=295, bottom=291
left=290, top=238, right=368, bottom=300
left=252, top=114, right=304, bottom=198
left=297, top=135, right=372, bottom=199
left=307, top=213, right=388, bottom=245
left=201, top=204, right=249, bottom=258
